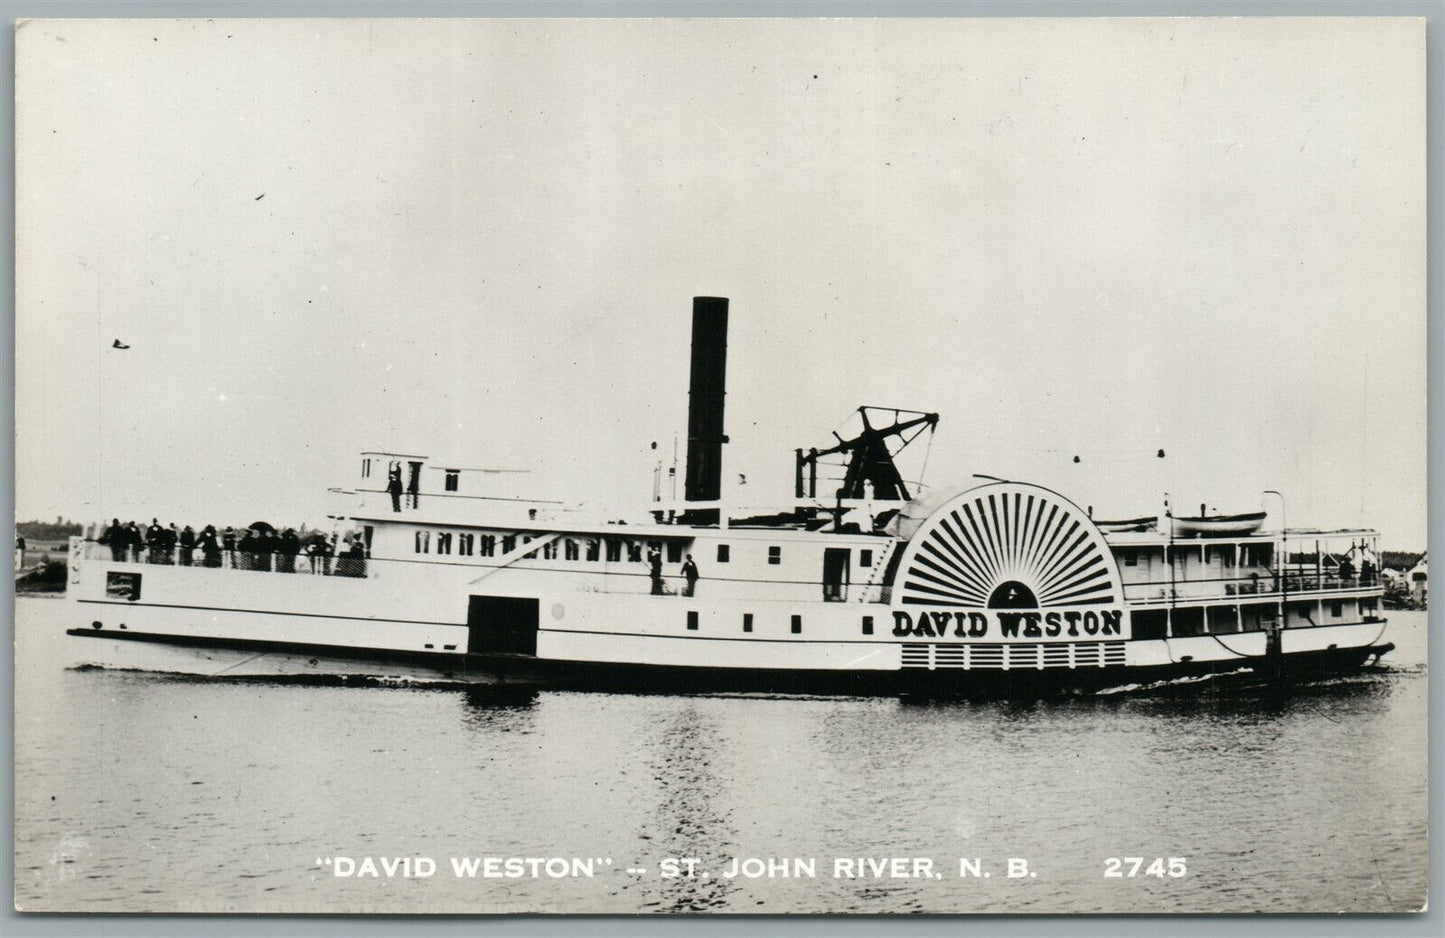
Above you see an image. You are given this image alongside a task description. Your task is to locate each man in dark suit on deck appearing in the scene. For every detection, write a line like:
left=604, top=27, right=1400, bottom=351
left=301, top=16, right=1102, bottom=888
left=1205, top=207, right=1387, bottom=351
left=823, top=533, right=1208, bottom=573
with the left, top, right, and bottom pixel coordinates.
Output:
left=681, top=554, right=699, bottom=597
left=102, top=519, right=125, bottom=562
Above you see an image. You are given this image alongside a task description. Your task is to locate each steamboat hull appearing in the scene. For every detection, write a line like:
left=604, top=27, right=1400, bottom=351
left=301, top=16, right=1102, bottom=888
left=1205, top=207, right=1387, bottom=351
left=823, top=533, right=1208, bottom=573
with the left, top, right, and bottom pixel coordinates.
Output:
left=64, top=622, right=1393, bottom=698
left=498, top=644, right=1393, bottom=697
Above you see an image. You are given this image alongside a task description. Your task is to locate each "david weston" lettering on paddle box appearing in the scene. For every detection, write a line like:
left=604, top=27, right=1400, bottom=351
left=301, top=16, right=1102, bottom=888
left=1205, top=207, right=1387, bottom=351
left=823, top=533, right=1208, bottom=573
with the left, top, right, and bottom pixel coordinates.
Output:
left=891, top=608, right=1126, bottom=640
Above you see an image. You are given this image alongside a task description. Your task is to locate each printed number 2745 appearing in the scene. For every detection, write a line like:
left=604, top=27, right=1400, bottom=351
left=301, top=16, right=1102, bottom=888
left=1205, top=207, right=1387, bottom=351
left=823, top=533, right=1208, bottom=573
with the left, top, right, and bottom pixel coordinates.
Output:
left=1103, top=857, right=1187, bottom=878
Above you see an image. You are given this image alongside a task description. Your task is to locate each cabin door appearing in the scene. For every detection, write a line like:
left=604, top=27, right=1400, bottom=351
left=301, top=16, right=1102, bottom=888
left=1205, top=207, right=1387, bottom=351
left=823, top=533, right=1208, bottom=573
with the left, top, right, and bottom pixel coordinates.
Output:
left=467, top=595, right=539, bottom=656
left=823, top=548, right=850, bottom=602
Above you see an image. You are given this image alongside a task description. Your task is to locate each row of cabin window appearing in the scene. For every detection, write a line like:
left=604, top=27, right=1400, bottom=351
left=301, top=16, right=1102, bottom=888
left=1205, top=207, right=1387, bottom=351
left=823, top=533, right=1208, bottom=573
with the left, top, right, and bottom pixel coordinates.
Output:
left=716, top=544, right=874, bottom=568
left=409, top=532, right=875, bottom=570
left=1132, top=600, right=1369, bottom=638
left=687, top=611, right=822, bottom=634
left=684, top=613, right=882, bottom=634
left=1119, top=546, right=1274, bottom=568
left=411, top=532, right=692, bottom=563
left=685, top=602, right=1373, bottom=640
left=412, top=531, right=680, bottom=562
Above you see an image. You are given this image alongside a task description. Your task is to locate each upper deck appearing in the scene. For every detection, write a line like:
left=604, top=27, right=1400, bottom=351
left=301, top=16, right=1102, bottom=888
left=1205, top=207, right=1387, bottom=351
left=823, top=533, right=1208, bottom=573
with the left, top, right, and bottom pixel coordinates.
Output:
left=72, top=449, right=1381, bottom=629
left=1106, top=528, right=1383, bottom=607
left=325, top=451, right=1386, bottom=613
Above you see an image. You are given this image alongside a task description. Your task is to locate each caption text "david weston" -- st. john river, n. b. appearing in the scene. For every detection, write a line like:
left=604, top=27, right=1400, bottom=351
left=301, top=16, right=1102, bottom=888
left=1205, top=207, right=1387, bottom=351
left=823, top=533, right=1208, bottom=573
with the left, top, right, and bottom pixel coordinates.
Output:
left=315, top=856, right=1060, bottom=881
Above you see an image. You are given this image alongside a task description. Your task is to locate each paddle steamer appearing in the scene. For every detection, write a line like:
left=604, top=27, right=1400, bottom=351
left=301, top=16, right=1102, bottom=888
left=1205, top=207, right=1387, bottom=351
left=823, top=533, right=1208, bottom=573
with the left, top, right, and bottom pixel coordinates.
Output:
left=63, top=297, right=1392, bottom=694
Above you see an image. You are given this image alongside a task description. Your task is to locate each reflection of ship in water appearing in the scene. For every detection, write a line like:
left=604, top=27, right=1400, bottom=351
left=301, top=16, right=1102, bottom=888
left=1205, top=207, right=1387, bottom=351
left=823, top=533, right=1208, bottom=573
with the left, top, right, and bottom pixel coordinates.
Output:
left=634, top=708, right=739, bottom=912
left=461, top=684, right=541, bottom=714
left=63, top=295, right=1393, bottom=697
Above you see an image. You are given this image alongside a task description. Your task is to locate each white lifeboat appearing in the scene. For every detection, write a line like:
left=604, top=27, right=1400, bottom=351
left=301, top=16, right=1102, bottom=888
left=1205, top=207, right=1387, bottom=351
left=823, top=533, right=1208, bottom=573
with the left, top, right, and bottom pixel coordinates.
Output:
left=1094, top=516, right=1157, bottom=533
left=1165, top=510, right=1267, bottom=537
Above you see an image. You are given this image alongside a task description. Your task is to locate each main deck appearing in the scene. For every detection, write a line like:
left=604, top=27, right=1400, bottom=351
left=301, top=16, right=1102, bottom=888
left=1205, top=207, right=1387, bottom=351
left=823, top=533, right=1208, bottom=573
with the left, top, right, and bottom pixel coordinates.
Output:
left=66, top=471, right=1387, bottom=690
left=56, top=297, right=1392, bottom=691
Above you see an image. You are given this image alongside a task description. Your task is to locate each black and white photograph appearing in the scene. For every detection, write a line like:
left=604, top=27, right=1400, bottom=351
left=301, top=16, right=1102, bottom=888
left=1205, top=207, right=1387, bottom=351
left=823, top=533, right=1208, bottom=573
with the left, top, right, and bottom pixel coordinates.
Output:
left=12, top=14, right=1427, bottom=914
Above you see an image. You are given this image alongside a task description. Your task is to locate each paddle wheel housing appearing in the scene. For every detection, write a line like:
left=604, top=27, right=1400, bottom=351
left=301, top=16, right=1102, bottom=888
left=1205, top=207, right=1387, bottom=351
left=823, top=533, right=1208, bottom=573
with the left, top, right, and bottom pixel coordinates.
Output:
left=890, top=481, right=1125, bottom=611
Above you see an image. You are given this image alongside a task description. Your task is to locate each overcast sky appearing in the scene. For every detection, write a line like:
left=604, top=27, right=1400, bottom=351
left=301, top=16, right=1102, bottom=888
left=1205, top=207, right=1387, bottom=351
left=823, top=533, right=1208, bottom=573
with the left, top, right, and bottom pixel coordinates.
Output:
left=16, top=17, right=1426, bottom=547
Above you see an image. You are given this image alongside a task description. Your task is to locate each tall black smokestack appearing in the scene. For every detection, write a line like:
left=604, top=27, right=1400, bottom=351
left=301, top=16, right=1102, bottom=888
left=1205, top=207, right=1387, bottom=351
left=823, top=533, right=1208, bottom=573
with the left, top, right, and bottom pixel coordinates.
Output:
left=683, top=296, right=729, bottom=524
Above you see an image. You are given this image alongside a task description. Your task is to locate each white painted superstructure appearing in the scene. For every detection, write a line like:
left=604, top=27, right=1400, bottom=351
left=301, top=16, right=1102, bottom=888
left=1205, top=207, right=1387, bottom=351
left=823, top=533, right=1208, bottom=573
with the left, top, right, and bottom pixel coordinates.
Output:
left=61, top=297, right=1392, bottom=693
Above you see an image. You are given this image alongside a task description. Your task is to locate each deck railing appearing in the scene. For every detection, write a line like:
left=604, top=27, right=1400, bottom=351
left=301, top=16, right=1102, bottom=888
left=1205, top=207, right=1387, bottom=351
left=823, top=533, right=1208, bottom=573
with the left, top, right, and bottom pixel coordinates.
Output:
left=75, top=539, right=369, bottom=578
left=73, top=538, right=1387, bottom=605
left=1122, top=571, right=1382, bottom=605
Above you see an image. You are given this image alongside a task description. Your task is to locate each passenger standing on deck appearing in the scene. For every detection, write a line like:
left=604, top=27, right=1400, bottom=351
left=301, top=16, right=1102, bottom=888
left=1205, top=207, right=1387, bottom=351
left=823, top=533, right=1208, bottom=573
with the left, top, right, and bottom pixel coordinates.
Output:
left=387, top=463, right=404, bottom=513
left=648, top=546, right=664, bottom=595
left=278, top=528, right=300, bottom=573
left=335, top=534, right=353, bottom=577
left=196, top=525, right=222, bottom=567
left=338, top=537, right=366, bottom=577
left=125, top=522, right=143, bottom=562
left=161, top=523, right=179, bottom=565
left=353, top=538, right=368, bottom=576
left=321, top=534, right=336, bottom=576
left=306, top=534, right=323, bottom=574
left=222, top=526, right=237, bottom=568
left=257, top=528, right=276, bottom=572
left=102, top=519, right=125, bottom=561
left=405, top=464, right=420, bottom=510
left=238, top=528, right=257, bottom=571
left=14, top=534, right=25, bottom=572
left=145, top=519, right=164, bottom=563
left=178, top=525, right=196, bottom=567
left=681, top=554, right=699, bottom=597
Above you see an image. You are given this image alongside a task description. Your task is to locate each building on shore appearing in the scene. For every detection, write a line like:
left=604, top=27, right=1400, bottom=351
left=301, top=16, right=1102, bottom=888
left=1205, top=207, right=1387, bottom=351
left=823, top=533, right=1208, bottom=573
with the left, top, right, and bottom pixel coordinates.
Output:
left=1406, top=554, right=1427, bottom=607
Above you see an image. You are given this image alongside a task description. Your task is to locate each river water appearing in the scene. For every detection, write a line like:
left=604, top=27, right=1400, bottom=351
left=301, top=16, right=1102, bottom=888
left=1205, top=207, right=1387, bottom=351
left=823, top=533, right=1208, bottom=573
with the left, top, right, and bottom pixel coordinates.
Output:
left=12, top=597, right=1427, bottom=914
